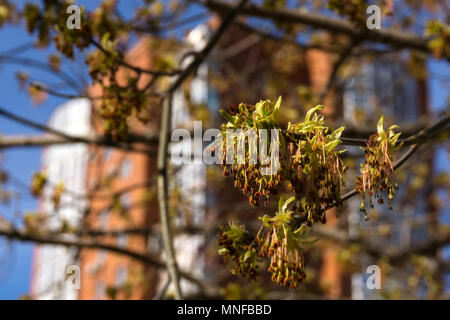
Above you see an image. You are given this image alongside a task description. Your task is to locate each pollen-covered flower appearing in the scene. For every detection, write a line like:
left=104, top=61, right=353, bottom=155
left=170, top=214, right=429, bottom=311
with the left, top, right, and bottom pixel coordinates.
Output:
left=256, top=197, right=317, bottom=288
left=217, top=221, right=261, bottom=281
left=216, top=102, right=350, bottom=288
left=31, top=172, right=47, bottom=197
left=285, top=105, right=347, bottom=224
left=218, top=97, right=285, bottom=207
left=259, top=225, right=306, bottom=288
left=356, top=115, right=402, bottom=219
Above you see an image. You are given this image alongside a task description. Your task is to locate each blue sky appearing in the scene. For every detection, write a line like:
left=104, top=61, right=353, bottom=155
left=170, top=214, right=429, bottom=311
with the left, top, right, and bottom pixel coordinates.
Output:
left=0, top=1, right=448, bottom=299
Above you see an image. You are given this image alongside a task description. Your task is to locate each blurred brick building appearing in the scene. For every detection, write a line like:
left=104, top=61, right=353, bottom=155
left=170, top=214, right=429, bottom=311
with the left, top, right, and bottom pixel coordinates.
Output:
left=79, top=38, right=160, bottom=300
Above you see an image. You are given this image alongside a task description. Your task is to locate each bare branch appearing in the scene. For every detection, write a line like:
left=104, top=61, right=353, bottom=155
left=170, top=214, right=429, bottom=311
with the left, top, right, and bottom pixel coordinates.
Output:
left=233, top=21, right=342, bottom=53
left=0, top=56, right=81, bottom=91
left=290, top=113, right=450, bottom=147
left=0, top=226, right=216, bottom=295
left=167, top=0, right=250, bottom=94
left=1, top=112, right=446, bottom=150
left=157, top=94, right=182, bottom=299
left=0, top=132, right=158, bottom=149
left=90, top=39, right=182, bottom=77
left=203, top=0, right=438, bottom=56
left=0, top=106, right=156, bottom=155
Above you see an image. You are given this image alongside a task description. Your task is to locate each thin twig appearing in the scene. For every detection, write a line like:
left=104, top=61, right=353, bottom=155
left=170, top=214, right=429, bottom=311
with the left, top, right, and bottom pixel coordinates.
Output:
left=0, top=106, right=155, bottom=155
left=90, top=39, right=182, bottom=77
left=292, top=113, right=450, bottom=147
left=167, top=0, right=250, bottom=94
left=0, top=56, right=81, bottom=90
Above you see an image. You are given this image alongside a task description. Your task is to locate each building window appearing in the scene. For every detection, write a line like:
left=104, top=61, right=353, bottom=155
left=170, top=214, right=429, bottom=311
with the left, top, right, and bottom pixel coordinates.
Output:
left=106, top=165, right=117, bottom=179
left=147, top=233, right=161, bottom=253
left=88, top=150, right=97, bottom=162
left=115, top=266, right=128, bottom=287
left=119, top=159, right=133, bottom=179
left=117, top=234, right=128, bottom=248
left=121, top=195, right=131, bottom=210
left=95, top=281, right=106, bottom=299
left=343, top=59, right=418, bottom=124
left=88, top=250, right=107, bottom=274
left=99, top=210, right=109, bottom=229
left=103, top=148, right=112, bottom=162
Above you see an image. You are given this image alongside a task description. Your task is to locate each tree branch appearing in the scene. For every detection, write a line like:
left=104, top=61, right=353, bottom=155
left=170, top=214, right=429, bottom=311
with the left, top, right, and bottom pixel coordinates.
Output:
left=90, top=39, right=182, bottom=77
left=202, top=0, right=438, bottom=56
left=1, top=111, right=446, bottom=150
left=157, top=94, right=182, bottom=299
left=0, top=106, right=156, bottom=155
left=0, top=226, right=216, bottom=296
left=294, top=113, right=450, bottom=147
left=311, top=224, right=450, bottom=265
left=167, top=0, right=250, bottom=94
left=0, top=132, right=158, bottom=149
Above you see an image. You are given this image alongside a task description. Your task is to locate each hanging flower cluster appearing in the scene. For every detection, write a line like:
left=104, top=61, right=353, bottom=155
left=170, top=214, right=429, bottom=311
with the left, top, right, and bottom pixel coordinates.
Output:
left=217, top=221, right=261, bottom=281
left=23, top=1, right=92, bottom=55
left=218, top=98, right=284, bottom=207
left=217, top=98, right=347, bottom=214
left=51, top=182, right=64, bottom=210
left=285, top=105, right=347, bottom=224
left=425, top=20, right=450, bottom=60
left=218, top=101, right=346, bottom=220
left=21, top=1, right=150, bottom=139
left=31, top=172, right=47, bottom=197
left=257, top=197, right=311, bottom=288
left=217, top=98, right=404, bottom=288
left=218, top=197, right=315, bottom=287
left=356, top=115, right=402, bottom=219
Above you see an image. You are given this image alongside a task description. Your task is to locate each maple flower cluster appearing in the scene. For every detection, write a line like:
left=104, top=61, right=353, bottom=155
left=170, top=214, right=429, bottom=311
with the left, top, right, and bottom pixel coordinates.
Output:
left=217, top=97, right=403, bottom=288
left=257, top=197, right=309, bottom=288
left=218, top=98, right=284, bottom=207
left=356, top=116, right=402, bottom=219
left=217, top=221, right=260, bottom=281
left=285, top=106, right=347, bottom=224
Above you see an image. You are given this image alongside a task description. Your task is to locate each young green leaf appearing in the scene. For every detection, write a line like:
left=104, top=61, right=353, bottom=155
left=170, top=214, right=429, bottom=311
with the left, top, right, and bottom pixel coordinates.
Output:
left=305, top=105, right=323, bottom=123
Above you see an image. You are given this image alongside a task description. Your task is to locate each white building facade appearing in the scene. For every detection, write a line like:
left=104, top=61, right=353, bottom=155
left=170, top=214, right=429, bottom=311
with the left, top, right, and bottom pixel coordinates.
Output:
left=30, top=98, right=91, bottom=299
